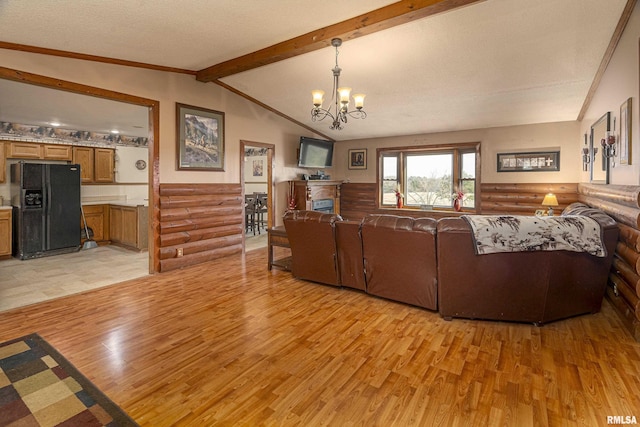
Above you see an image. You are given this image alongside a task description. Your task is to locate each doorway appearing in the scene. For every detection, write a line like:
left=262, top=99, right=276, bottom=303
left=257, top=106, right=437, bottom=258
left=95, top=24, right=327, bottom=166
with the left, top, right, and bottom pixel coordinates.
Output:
left=0, top=66, right=159, bottom=273
left=240, top=140, right=274, bottom=252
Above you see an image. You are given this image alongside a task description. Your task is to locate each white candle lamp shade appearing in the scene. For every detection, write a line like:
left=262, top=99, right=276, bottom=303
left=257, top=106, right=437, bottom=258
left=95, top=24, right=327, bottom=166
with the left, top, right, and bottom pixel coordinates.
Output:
left=338, top=87, right=352, bottom=105
left=311, top=90, right=325, bottom=108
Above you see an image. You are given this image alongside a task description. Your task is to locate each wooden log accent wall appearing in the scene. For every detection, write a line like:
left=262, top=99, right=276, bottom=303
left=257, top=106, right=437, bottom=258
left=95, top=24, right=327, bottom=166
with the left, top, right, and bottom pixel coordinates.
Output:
left=158, top=183, right=244, bottom=272
left=340, top=182, right=579, bottom=221
left=578, top=183, right=640, bottom=341
left=480, top=183, right=578, bottom=215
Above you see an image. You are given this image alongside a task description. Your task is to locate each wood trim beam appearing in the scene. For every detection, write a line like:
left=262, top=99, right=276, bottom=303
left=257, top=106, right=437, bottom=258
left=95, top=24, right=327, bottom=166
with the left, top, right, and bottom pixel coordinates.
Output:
left=577, top=0, right=636, bottom=121
left=196, top=0, right=485, bottom=82
left=214, top=80, right=334, bottom=141
left=0, top=41, right=196, bottom=76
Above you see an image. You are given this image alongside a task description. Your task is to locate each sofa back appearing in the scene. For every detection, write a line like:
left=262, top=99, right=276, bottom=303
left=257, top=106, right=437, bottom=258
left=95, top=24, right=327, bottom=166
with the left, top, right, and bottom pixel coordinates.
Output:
left=281, top=207, right=618, bottom=324
left=360, top=215, right=438, bottom=310
left=335, top=221, right=366, bottom=291
left=283, top=210, right=342, bottom=286
left=436, top=208, right=619, bottom=324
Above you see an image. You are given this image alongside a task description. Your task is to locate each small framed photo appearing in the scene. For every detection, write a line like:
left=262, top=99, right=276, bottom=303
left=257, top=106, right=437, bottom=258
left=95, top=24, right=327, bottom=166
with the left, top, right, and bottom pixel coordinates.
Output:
left=252, top=159, right=264, bottom=177
left=176, top=103, right=225, bottom=171
left=620, top=97, right=632, bottom=165
left=348, top=148, right=367, bottom=170
left=534, top=209, right=546, bottom=217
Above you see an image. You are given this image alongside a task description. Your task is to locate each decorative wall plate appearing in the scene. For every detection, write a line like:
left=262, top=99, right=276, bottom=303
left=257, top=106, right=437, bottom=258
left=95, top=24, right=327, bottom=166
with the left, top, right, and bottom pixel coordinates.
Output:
left=135, top=159, right=147, bottom=170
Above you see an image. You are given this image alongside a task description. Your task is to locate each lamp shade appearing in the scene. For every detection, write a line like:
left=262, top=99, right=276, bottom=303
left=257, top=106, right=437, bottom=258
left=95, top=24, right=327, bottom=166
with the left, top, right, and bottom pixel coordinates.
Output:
left=338, top=87, right=352, bottom=104
left=541, top=193, right=558, bottom=207
left=353, top=93, right=366, bottom=109
left=311, top=90, right=324, bottom=107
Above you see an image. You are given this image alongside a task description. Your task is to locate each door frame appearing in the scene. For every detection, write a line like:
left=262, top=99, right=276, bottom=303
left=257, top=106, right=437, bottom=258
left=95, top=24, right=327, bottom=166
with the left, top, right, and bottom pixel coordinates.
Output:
left=240, top=140, right=274, bottom=249
left=0, top=66, right=159, bottom=273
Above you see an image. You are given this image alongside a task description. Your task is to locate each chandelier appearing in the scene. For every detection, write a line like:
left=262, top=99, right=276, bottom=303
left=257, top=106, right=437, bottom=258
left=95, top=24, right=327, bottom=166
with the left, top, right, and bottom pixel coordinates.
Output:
left=311, top=38, right=367, bottom=130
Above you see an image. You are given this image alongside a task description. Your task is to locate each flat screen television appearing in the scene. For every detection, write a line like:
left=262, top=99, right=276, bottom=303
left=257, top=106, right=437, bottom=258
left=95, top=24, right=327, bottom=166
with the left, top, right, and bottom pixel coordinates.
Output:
left=297, top=137, right=334, bottom=168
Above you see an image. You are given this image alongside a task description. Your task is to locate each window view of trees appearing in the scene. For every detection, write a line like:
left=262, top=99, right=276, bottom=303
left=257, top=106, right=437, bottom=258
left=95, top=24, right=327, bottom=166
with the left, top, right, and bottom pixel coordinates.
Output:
left=406, top=154, right=452, bottom=207
left=379, top=144, right=478, bottom=209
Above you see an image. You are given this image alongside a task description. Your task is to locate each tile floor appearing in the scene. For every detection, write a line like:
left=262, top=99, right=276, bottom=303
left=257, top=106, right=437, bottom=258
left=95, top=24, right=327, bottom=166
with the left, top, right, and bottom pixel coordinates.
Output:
left=0, top=245, right=149, bottom=313
left=245, top=232, right=267, bottom=252
left=0, top=233, right=268, bottom=313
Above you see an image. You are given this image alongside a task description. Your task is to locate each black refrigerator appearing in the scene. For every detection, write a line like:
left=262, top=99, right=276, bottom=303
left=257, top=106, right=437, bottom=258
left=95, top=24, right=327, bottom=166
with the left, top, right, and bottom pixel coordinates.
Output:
left=10, top=162, right=82, bottom=260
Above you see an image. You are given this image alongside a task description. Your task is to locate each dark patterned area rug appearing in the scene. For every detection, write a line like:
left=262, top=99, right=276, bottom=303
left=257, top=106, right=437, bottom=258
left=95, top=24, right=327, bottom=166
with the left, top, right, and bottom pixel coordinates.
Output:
left=0, top=333, right=137, bottom=426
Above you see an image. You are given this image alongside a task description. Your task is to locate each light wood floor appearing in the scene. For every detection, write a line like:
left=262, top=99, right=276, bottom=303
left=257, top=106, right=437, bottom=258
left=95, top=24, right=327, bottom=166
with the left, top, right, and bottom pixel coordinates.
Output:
left=0, top=248, right=638, bottom=426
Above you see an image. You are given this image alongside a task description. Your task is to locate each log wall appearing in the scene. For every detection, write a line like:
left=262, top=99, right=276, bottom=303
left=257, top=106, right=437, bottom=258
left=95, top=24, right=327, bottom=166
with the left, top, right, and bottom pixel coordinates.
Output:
left=480, top=183, right=578, bottom=215
left=158, top=183, right=244, bottom=272
left=579, top=183, right=640, bottom=341
left=340, top=182, right=579, bottom=220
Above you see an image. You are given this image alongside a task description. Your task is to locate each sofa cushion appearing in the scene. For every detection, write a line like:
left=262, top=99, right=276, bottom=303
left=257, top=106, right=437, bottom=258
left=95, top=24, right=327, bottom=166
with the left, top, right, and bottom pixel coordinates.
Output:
left=360, top=215, right=438, bottom=310
left=335, top=221, right=366, bottom=291
left=283, top=210, right=342, bottom=286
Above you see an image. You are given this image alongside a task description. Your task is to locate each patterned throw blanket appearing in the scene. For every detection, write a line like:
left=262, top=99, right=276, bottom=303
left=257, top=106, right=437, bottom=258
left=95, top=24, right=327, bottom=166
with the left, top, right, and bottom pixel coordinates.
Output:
left=462, top=215, right=606, bottom=257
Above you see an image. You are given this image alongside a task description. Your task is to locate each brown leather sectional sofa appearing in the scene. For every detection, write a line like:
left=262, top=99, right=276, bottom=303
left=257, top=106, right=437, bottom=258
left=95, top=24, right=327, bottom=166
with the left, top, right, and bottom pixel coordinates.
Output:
left=283, top=203, right=619, bottom=325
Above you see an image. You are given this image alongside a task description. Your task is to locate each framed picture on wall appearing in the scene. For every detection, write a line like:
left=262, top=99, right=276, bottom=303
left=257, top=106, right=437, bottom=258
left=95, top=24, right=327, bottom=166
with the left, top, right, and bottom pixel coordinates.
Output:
left=497, top=151, right=560, bottom=172
left=620, top=97, right=632, bottom=165
left=348, top=148, right=367, bottom=170
left=176, top=103, right=225, bottom=171
left=252, top=159, right=264, bottom=177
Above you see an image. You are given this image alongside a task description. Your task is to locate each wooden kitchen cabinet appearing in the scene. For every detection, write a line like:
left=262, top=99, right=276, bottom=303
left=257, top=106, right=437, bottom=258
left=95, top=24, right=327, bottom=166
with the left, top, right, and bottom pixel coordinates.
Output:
left=94, top=148, right=115, bottom=183
left=81, top=204, right=109, bottom=244
left=5, top=141, right=71, bottom=161
left=7, top=141, right=42, bottom=159
left=43, top=144, right=72, bottom=160
left=72, top=146, right=114, bottom=183
left=72, top=147, right=94, bottom=183
left=0, top=209, right=12, bottom=258
left=109, top=205, right=148, bottom=250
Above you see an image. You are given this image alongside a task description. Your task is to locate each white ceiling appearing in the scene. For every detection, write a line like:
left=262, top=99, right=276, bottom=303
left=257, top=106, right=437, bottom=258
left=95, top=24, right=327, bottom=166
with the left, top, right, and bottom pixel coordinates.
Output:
left=0, top=0, right=630, bottom=142
left=0, top=79, right=150, bottom=137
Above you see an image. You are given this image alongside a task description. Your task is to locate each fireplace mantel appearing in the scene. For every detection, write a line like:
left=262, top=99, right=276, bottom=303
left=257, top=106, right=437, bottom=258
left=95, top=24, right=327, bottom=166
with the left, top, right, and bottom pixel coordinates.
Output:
left=291, top=180, right=342, bottom=215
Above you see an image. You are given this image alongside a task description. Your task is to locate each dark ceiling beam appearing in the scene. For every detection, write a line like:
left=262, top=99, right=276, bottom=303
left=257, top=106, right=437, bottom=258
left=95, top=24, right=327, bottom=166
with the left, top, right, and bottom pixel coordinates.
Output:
left=196, top=0, right=485, bottom=82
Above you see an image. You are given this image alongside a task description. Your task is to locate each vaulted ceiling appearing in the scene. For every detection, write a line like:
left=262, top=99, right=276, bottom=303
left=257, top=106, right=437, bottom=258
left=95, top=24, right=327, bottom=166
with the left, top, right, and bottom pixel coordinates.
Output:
left=0, top=0, right=633, bottom=141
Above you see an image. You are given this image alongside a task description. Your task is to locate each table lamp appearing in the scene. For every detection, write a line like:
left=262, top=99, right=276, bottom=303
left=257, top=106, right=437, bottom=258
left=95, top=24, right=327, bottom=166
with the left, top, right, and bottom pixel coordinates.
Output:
left=541, top=193, right=559, bottom=216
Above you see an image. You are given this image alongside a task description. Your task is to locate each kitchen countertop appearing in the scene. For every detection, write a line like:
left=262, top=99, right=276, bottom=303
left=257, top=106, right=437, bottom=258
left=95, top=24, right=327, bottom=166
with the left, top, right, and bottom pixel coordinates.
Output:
left=0, top=206, right=11, bottom=211
left=82, top=199, right=148, bottom=207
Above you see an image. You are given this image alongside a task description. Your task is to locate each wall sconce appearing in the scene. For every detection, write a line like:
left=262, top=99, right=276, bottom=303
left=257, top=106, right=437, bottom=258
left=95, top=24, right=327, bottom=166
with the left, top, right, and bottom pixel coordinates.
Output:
left=541, top=193, right=559, bottom=216
left=601, top=116, right=617, bottom=167
left=582, top=133, right=590, bottom=171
